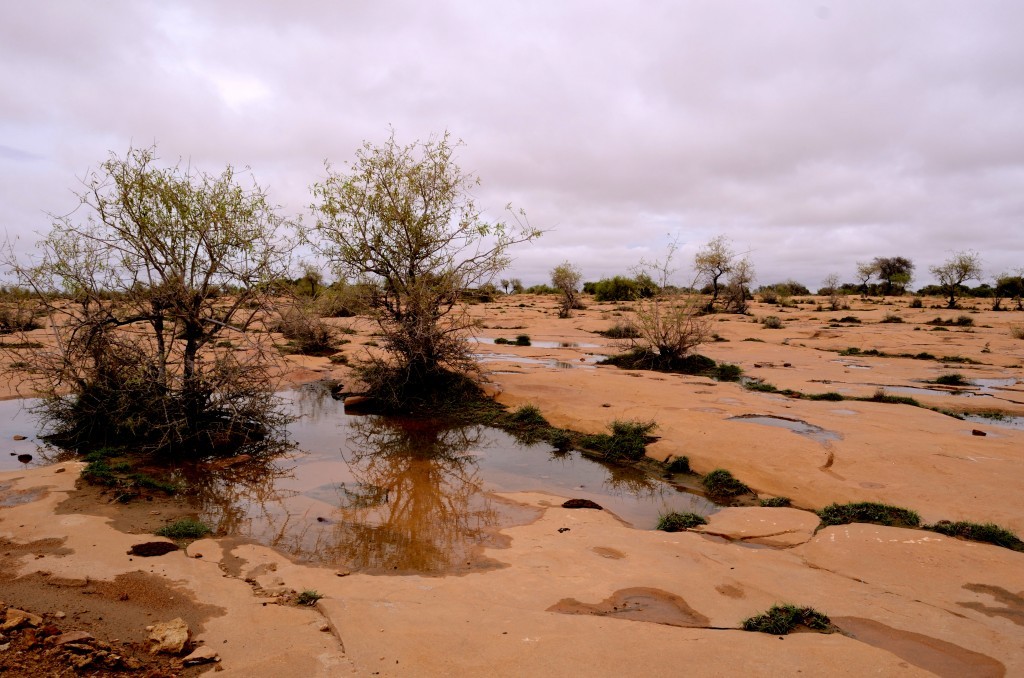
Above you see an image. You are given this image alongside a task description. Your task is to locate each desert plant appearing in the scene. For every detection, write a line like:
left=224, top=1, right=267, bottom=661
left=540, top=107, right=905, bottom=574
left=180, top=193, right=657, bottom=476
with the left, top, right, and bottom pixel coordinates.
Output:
left=816, top=502, right=920, bottom=528
left=307, top=131, right=540, bottom=408
left=551, top=262, right=583, bottom=318
left=762, top=315, right=783, bottom=329
left=296, top=590, right=324, bottom=606
left=1011, top=325, right=1024, bottom=340
left=880, top=312, right=903, bottom=323
left=760, top=497, right=792, bottom=507
left=275, top=304, right=336, bottom=355
left=930, top=250, right=982, bottom=309
left=665, top=456, right=691, bottom=474
left=701, top=469, right=751, bottom=497
left=581, top=419, right=657, bottom=462
left=156, top=518, right=212, bottom=540
left=925, top=520, right=1024, bottom=551
left=934, top=373, right=967, bottom=386
left=742, top=604, right=834, bottom=634
left=657, top=512, right=707, bottom=532
left=514, top=334, right=531, bottom=346
left=5, top=145, right=293, bottom=456
left=597, top=322, right=641, bottom=339
left=714, top=363, right=743, bottom=381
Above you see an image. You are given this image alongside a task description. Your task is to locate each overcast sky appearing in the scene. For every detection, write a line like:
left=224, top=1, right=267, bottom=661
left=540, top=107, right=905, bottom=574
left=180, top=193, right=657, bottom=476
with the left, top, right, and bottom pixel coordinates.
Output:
left=2, top=1, right=1022, bottom=289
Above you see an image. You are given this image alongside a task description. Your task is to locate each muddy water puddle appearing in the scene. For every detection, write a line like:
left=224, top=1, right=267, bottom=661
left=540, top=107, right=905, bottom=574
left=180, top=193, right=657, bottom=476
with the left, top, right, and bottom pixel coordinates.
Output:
left=728, top=414, right=841, bottom=444
left=170, top=385, right=717, bottom=575
left=475, top=352, right=604, bottom=369
left=0, top=398, right=61, bottom=472
left=474, top=337, right=601, bottom=349
left=962, top=414, right=1024, bottom=430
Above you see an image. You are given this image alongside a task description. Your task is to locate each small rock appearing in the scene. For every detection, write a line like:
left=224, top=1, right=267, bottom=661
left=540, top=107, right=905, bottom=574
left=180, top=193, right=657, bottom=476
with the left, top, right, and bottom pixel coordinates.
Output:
left=54, top=611, right=66, bottom=619
left=0, top=642, right=9, bottom=652
left=557, top=527, right=571, bottom=533
left=128, top=542, right=180, bottom=557
left=2, top=608, right=43, bottom=631
left=562, top=498, right=603, bottom=510
left=335, top=569, right=351, bottom=577
left=12, top=435, right=26, bottom=441
left=183, top=645, right=219, bottom=665
left=972, top=429, right=987, bottom=437
left=123, top=657, right=143, bottom=670
left=54, top=467, right=66, bottom=474
left=16, top=454, right=32, bottom=464
left=148, top=618, right=190, bottom=655
left=319, top=623, right=331, bottom=632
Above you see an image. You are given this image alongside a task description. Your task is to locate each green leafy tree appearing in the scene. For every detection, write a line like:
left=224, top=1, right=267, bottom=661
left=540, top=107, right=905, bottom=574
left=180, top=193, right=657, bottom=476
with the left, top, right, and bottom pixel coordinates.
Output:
left=872, top=256, right=914, bottom=296
left=308, top=131, right=540, bottom=405
left=930, top=251, right=983, bottom=309
left=551, top=261, right=582, bottom=318
left=8, top=146, right=292, bottom=454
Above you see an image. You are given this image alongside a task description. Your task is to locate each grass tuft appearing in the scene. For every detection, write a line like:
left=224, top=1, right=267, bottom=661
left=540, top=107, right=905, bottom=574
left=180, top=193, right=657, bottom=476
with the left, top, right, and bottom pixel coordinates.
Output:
left=665, top=456, right=691, bottom=474
left=155, top=518, right=212, bottom=540
left=816, top=502, right=920, bottom=528
left=701, top=469, right=751, bottom=498
left=925, top=521, right=1024, bottom=551
left=760, top=497, right=792, bottom=508
left=580, top=419, right=658, bottom=462
left=742, top=604, right=834, bottom=634
left=656, top=512, right=707, bottom=532
left=296, top=590, right=323, bottom=606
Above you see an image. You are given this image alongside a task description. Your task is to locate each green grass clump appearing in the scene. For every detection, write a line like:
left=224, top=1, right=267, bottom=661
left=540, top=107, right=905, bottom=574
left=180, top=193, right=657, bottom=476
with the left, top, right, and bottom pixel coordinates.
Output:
left=863, top=389, right=920, bottom=406
left=596, top=322, right=641, bottom=339
left=925, top=521, right=1024, bottom=551
left=155, top=518, right=212, bottom=540
left=657, top=512, right=707, bottom=532
left=296, top=590, right=323, bottom=606
left=665, top=456, right=691, bottom=474
left=760, top=497, right=792, bottom=508
left=762, top=315, right=783, bottom=329
left=806, top=392, right=845, bottom=401
left=816, top=502, right=920, bottom=528
left=714, top=363, right=743, bottom=382
left=701, top=469, right=751, bottom=498
left=836, top=316, right=861, bottom=324
left=581, top=419, right=657, bottom=462
left=742, top=604, right=834, bottom=634
left=934, top=373, right=968, bottom=386
left=508, top=404, right=548, bottom=428
left=743, top=380, right=778, bottom=393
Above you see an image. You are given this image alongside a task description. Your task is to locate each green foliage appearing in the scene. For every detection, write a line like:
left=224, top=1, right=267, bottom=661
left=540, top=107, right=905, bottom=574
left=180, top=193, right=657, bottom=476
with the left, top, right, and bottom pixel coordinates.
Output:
left=701, top=469, right=751, bottom=498
left=806, top=392, right=845, bottom=401
left=665, top=456, right=691, bottom=474
left=925, top=521, right=1024, bottom=551
left=596, top=322, right=642, bottom=339
left=816, top=502, right=921, bottom=528
left=714, top=363, right=743, bottom=382
left=296, top=590, right=324, bottom=606
left=742, top=604, right=834, bottom=634
left=156, top=518, right=212, bottom=540
left=590, top=275, right=658, bottom=302
left=864, top=389, right=920, bottom=406
left=581, top=419, right=657, bottom=462
left=657, top=512, right=707, bottom=532
left=934, top=373, right=967, bottom=386
left=760, top=497, right=792, bottom=508
left=601, top=347, right=717, bottom=375
left=743, top=380, right=778, bottom=393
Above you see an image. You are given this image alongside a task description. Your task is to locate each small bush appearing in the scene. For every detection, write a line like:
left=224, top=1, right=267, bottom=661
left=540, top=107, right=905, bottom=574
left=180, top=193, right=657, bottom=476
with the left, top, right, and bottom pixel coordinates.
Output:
left=657, top=512, right=707, bottom=532
left=156, top=518, right=212, bottom=540
left=910, top=298, right=923, bottom=308
left=806, top=392, right=844, bottom=401
left=762, top=316, right=783, bottom=329
left=701, top=469, right=751, bottom=498
left=597, top=322, right=642, bottom=339
left=515, top=334, right=531, bottom=346
left=836, top=316, right=861, bottom=324
left=714, top=363, right=743, bottom=382
left=879, top=313, right=903, bottom=323
left=925, top=521, right=1024, bottom=551
left=296, top=590, right=323, bottom=606
left=743, top=380, right=778, bottom=393
left=509, top=404, right=548, bottom=428
left=581, top=419, right=657, bottom=462
left=275, top=305, right=335, bottom=355
left=494, top=337, right=511, bottom=345
left=760, top=497, right=792, bottom=508
left=865, top=388, right=920, bottom=406
left=1010, top=324, right=1024, bottom=340
left=742, top=604, right=834, bottom=634
left=934, top=373, right=967, bottom=386
left=665, top=456, right=691, bottom=474
left=816, top=502, right=920, bottom=528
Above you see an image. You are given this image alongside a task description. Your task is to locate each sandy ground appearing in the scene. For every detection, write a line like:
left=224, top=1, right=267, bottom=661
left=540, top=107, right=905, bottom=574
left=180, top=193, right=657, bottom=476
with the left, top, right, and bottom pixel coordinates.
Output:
left=1, top=293, right=1023, bottom=675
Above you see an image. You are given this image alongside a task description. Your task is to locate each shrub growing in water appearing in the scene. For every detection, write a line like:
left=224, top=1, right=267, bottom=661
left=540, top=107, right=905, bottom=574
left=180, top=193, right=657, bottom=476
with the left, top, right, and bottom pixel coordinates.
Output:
left=657, top=512, right=707, bottom=532
left=156, top=518, right=212, bottom=540
left=701, top=469, right=751, bottom=497
left=581, top=419, right=657, bottom=462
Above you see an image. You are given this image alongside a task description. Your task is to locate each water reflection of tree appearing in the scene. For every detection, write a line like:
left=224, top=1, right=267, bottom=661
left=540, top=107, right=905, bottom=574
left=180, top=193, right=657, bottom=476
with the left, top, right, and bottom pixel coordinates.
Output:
left=322, top=416, right=501, bottom=574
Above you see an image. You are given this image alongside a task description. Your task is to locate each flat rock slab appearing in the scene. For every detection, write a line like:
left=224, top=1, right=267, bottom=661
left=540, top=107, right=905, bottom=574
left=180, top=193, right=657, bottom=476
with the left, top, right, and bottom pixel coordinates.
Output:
left=696, top=507, right=821, bottom=547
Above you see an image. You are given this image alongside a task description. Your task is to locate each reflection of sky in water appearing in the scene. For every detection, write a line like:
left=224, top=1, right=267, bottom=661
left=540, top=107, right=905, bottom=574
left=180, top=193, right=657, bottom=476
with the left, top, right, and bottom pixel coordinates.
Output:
left=180, top=384, right=718, bottom=575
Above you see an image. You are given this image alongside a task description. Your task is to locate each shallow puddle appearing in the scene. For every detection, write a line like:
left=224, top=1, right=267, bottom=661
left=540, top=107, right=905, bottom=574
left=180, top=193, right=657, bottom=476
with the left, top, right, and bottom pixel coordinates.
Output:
left=169, top=384, right=718, bottom=575
left=0, top=399, right=55, bottom=473
left=473, top=337, right=600, bottom=349
left=727, top=414, right=841, bottom=444
left=548, top=587, right=710, bottom=627
left=962, top=414, right=1024, bottom=431
left=475, top=352, right=601, bottom=369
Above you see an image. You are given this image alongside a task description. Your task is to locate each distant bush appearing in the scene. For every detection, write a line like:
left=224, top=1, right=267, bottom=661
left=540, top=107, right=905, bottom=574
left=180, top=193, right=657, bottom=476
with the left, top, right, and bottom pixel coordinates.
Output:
left=762, top=316, right=783, bottom=329
left=275, top=305, right=336, bottom=355
left=590, top=275, right=658, bottom=302
left=934, top=373, right=967, bottom=386
left=596, top=322, right=641, bottom=339
left=760, top=497, right=792, bottom=508
left=581, top=419, right=657, bottom=462
left=879, top=313, right=903, bottom=323
left=714, top=363, right=743, bottom=382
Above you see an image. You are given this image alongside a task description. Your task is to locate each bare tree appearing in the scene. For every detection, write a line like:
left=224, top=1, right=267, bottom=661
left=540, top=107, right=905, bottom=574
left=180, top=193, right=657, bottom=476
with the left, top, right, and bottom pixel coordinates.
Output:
left=855, top=261, right=877, bottom=298
left=930, top=251, right=983, bottom=309
left=308, top=131, right=540, bottom=406
left=6, top=146, right=293, bottom=455
left=693, top=235, right=734, bottom=309
left=550, top=261, right=582, bottom=318
left=628, top=240, right=710, bottom=367
left=822, top=273, right=842, bottom=311
left=723, top=256, right=755, bottom=313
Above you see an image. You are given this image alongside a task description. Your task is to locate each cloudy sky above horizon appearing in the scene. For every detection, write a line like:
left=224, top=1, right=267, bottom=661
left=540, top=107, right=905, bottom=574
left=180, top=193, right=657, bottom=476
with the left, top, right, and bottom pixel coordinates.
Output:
left=2, top=1, right=1022, bottom=289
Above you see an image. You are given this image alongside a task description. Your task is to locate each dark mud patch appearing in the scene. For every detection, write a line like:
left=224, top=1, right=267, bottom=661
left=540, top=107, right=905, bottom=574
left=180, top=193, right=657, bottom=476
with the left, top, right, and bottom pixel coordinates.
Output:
left=728, top=414, right=841, bottom=445
left=834, top=616, right=1005, bottom=678
left=958, top=583, right=1024, bottom=627
left=55, top=478, right=195, bottom=535
left=0, top=569, right=225, bottom=647
left=562, top=498, right=603, bottom=510
left=714, top=584, right=745, bottom=599
left=0, top=484, right=48, bottom=507
left=548, top=587, right=710, bottom=627
left=590, top=546, right=625, bottom=559
left=127, top=541, right=180, bottom=557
